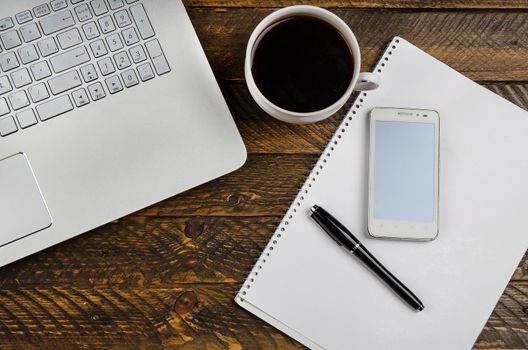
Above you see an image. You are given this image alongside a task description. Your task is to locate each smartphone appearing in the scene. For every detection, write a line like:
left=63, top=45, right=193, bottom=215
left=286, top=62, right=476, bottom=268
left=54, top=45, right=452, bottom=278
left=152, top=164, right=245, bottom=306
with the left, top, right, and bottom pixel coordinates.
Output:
left=368, top=108, right=440, bottom=241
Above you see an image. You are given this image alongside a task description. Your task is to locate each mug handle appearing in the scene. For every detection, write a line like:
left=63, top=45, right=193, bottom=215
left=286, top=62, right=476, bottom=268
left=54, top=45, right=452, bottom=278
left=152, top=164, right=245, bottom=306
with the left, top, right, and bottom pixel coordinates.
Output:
left=354, top=72, right=381, bottom=91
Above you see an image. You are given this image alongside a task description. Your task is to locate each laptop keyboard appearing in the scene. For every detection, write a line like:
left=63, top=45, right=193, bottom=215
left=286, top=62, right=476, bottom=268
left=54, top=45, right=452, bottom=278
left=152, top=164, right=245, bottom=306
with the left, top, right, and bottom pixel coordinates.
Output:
left=0, top=0, right=171, bottom=137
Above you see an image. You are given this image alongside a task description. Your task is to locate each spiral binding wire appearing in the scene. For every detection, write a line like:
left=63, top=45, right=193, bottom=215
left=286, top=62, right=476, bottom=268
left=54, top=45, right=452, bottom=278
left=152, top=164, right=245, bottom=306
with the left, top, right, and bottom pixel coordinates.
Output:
left=237, top=37, right=402, bottom=303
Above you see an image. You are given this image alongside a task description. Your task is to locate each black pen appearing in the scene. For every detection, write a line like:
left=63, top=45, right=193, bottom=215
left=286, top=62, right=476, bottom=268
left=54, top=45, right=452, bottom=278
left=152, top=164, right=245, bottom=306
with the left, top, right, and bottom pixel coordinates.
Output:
left=310, top=205, right=424, bottom=312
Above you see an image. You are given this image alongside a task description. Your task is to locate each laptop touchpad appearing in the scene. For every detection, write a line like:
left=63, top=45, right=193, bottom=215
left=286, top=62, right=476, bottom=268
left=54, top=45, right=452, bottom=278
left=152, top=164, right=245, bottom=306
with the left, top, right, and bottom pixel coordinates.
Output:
left=0, top=153, right=52, bottom=247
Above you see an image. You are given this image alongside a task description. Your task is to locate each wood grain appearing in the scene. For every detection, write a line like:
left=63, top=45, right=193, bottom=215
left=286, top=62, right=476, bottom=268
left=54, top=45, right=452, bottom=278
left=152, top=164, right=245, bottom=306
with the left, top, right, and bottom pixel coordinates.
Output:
left=1, top=2, right=527, bottom=349
left=0, top=285, right=304, bottom=350
left=183, top=0, right=528, bottom=9
left=188, top=9, right=528, bottom=81
left=476, top=283, right=528, bottom=349
left=0, top=217, right=280, bottom=288
left=0, top=283, right=526, bottom=349
left=223, top=83, right=528, bottom=154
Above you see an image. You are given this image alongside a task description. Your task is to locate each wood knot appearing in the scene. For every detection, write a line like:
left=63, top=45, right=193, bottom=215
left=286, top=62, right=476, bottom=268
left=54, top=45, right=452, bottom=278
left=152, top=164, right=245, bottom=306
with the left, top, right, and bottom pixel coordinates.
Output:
left=184, top=220, right=205, bottom=239
left=227, top=193, right=244, bottom=206
left=523, top=306, right=528, bottom=315
left=173, top=291, right=200, bottom=316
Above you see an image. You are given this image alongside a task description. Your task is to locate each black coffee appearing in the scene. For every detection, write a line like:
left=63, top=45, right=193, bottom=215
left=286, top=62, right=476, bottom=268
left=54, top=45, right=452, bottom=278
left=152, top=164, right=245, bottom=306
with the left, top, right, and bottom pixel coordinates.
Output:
left=252, top=15, right=354, bottom=113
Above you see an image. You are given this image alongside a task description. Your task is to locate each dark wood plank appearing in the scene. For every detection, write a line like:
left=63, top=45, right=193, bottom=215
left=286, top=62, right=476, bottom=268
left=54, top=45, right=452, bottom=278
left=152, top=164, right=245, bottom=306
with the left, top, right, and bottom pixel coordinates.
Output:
left=188, top=9, right=528, bottom=81
left=183, top=0, right=528, bottom=9
left=476, top=283, right=528, bottom=349
left=0, top=217, right=280, bottom=288
left=223, top=83, right=528, bottom=154
left=0, top=283, right=526, bottom=349
left=0, top=284, right=303, bottom=350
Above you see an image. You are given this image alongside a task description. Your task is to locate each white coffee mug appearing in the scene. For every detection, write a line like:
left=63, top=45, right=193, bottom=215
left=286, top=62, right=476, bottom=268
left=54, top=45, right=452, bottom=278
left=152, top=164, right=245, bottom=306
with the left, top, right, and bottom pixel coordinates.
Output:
left=245, top=6, right=380, bottom=124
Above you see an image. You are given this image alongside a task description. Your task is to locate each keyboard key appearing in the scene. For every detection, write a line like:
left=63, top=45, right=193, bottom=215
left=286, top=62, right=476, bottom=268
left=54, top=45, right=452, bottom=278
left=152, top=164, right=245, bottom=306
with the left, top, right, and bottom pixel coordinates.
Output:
left=137, top=62, right=154, bottom=82
left=88, top=82, right=105, bottom=101
left=1, top=30, right=22, bottom=50
left=18, top=45, right=39, bottom=64
left=75, top=4, right=93, bottom=22
left=16, top=11, right=33, bottom=25
left=36, top=95, right=73, bottom=121
left=130, top=4, right=154, bottom=40
left=108, top=0, right=125, bottom=10
left=98, top=57, right=115, bottom=76
left=51, top=0, right=69, bottom=12
left=114, top=51, right=131, bottom=69
left=90, top=39, right=107, bottom=58
left=16, top=109, right=38, bottom=129
left=98, top=15, right=115, bottom=34
left=145, top=39, right=170, bottom=75
left=57, top=28, right=82, bottom=49
left=80, top=63, right=98, bottom=82
left=0, top=0, right=169, bottom=136
left=50, top=46, right=90, bottom=73
left=129, top=44, right=146, bottom=63
left=37, top=37, right=59, bottom=56
left=40, top=10, right=75, bottom=35
left=30, top=61, right=52, bottom=81
left=20, top=23, right=41, bottom=43
left=105, top=75, right=123, bottom=94
left=114, top=9, right=131, bottom=28
left=0, top=76, right=13, bottom=95
left=0, top=116, right=17, bottom=136
left=72, top=88, right=90, bottom=107
left=122, top=27, right=139, bottom=46
left=106, top=33, right=123, bottom=52
left=10, top=68, right=32, bottom=88
left=0, top=52, right=20, bottom=72
left=28, top=83, right=50, bottom=103
left=34, top=4, right=51, bottom=18
left=121, top=69, right=138, bottom=88
left=91, top=0, right=109, bottom=16
left=9, top=91, right=30, bottom=110
left=48, top=70, right=82, bottom=95
left=0, top=18, right=15, bottom=32
left=82, top=21, right=100, bottom=40
left=0, top=98, right=10, bottom=116
left=130, top=4, right=156, bottom=40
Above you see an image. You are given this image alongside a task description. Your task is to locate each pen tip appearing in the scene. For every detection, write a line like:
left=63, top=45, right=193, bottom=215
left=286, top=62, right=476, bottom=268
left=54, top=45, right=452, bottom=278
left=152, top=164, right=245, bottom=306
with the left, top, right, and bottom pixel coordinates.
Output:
left=310, top=205, right=318, bottom=213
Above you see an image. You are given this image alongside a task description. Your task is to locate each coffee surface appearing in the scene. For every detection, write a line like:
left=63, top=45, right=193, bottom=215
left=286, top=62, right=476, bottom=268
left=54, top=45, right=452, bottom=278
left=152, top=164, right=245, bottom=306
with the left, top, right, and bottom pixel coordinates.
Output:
left=252, top=16, right=354, bottom=113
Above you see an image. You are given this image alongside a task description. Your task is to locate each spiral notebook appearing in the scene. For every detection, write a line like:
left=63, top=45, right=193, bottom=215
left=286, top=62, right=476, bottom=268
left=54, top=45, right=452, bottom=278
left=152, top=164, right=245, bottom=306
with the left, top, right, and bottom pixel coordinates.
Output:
left=235, top=37, right=528, bottom=349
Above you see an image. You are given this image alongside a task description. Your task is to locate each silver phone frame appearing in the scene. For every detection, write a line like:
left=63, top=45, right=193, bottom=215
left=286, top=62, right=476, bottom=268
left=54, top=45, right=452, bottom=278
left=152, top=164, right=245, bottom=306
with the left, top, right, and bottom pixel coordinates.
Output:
left=367, top=107, right=440, bottom=241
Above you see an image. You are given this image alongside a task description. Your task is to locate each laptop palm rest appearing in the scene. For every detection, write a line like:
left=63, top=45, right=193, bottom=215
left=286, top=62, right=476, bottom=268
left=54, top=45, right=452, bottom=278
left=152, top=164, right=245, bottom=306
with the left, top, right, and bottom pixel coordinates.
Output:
left=0, top=153, right=52, bottom=248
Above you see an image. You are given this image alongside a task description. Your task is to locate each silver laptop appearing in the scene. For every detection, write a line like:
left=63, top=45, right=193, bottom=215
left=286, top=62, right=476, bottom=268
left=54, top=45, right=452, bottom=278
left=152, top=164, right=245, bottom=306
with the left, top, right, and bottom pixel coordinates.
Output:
left=0, top=0, right=247, bottom=267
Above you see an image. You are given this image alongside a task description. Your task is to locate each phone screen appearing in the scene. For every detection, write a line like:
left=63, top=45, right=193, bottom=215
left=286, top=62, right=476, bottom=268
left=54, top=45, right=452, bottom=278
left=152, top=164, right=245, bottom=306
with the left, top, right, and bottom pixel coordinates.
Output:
left=373, top=121, right=437, bottom=222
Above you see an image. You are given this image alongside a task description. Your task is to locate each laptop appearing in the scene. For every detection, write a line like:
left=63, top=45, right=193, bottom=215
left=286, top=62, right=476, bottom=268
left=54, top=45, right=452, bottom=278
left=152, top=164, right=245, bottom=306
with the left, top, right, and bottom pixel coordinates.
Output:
left=0, top=0, right=247, bottom=267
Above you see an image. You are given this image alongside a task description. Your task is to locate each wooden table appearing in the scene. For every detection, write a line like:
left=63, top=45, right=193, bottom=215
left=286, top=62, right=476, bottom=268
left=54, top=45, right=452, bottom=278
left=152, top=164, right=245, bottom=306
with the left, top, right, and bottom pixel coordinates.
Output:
left=1, top=1, right=528, bottom=349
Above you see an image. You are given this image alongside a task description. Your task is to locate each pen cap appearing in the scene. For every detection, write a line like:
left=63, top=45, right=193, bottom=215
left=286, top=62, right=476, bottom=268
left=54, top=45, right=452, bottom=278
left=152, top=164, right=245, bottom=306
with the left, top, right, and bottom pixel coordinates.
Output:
left=310, top=206, right=361, bottom=250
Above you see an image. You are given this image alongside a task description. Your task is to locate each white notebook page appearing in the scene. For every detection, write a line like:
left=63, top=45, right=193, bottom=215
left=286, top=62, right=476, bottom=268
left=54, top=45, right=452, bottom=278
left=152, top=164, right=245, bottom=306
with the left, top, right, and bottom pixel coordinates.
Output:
left=236, top=37, right=528, bottom=350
